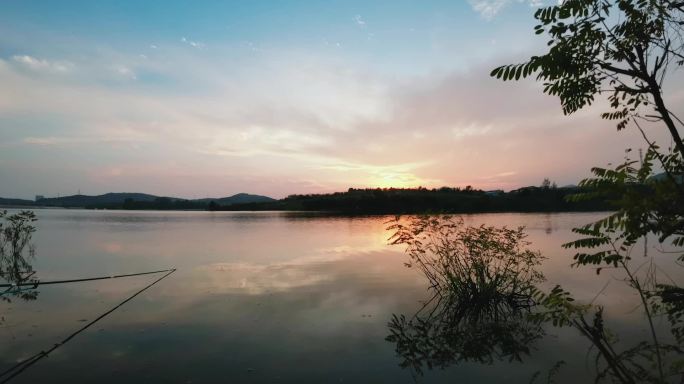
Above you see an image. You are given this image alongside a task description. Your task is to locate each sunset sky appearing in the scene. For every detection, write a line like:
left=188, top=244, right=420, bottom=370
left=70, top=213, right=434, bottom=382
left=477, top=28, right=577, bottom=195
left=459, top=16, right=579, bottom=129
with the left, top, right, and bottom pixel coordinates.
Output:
left=1, top=0, right=680, bottom=199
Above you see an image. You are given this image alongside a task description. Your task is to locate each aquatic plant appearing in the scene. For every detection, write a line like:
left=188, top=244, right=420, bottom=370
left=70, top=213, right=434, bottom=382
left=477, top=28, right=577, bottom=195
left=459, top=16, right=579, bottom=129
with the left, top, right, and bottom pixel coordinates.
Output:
left=386, top=216, right=546, bottom=375
left=388, top=216, right=545, bottom=308
left=0, top=210, right=38, bottom=302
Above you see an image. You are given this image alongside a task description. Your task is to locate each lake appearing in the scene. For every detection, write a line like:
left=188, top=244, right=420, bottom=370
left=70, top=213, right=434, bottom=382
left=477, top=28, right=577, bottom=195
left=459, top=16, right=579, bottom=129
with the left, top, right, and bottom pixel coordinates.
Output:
left=0, top=210, right=679, bottom=383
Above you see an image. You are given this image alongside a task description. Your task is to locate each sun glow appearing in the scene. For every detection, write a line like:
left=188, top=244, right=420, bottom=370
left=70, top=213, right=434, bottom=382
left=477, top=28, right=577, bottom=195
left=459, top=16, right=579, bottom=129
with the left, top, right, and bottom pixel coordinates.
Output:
left=369, top=172, right=424, bottom=189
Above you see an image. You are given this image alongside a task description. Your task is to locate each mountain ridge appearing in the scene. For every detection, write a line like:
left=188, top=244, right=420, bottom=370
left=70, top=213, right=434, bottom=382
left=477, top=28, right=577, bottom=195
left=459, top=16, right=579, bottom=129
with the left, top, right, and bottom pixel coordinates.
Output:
left=0, top=192, right=275, bottom=208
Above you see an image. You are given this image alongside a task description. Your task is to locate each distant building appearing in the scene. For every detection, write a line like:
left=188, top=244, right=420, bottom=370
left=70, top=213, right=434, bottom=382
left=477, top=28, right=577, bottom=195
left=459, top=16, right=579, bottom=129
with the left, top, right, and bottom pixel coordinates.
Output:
left=35, top=195, right=45, bottom=201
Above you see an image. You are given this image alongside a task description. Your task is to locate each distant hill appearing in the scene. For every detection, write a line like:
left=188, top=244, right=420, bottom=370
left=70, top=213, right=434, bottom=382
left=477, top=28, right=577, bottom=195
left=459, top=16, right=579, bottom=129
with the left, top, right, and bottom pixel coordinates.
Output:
left=0, top=197, right=36, bottom=207
left=0, top=192, right=275, bottom=209
left=38, top=193, right=160, bottom=207
left=194, top=193, right=276, bottom=205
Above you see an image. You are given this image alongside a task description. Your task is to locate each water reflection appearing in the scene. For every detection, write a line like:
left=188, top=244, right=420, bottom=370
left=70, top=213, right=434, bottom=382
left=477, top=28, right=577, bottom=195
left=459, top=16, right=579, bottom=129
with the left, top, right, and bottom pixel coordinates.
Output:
left=2, top=210, right=680, bottom=383
left=387, top=295, right=543, bottom=375
left=543, top=213, right=552, bottom=234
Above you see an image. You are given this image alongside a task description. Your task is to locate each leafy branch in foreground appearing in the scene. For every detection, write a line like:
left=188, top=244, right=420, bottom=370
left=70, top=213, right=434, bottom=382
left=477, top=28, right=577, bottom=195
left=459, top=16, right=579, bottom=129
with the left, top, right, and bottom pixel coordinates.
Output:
left=563, top=146, right=684, bottom=381
left=491, top=1, right=684, bottom=381
left=491, top=0, right=684, bottom=156
left=567, top=145, right=684, bottom=262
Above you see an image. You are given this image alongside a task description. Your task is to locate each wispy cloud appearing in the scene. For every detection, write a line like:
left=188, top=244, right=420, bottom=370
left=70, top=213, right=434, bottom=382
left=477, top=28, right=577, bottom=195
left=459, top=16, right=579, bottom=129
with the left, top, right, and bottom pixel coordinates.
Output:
left=495, top=171, right=517, bottom=177
left=23, top=137, right=83, bottom=145
left=468, top=0, right=548, bottom=19
left=452, top=122, right=493, bottom=139
left=181, top=36, right=205, bottom=48
left=114, top=65, right=136, bottom=79
left=22, top=130, right=152, bottom=147
left=12, top=55, right=73, bottom=73
left=354, top=15, right=366, bottom=26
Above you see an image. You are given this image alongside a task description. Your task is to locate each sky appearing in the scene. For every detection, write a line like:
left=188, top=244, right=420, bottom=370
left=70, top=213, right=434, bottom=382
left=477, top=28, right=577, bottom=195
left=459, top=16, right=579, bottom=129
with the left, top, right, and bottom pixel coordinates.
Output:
left=0, top=0, right=681, bottom=199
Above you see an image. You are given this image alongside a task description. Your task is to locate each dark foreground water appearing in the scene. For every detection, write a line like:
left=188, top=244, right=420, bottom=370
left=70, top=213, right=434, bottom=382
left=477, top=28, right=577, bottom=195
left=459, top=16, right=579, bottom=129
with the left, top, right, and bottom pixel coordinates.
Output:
left=0, top=210, right=680, bottom=383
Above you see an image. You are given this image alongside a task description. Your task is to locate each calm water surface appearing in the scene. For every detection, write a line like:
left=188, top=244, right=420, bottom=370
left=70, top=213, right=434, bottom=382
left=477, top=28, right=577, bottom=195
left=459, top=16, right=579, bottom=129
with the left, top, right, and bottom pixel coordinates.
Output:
left=0, top=210, right=679, bottom=383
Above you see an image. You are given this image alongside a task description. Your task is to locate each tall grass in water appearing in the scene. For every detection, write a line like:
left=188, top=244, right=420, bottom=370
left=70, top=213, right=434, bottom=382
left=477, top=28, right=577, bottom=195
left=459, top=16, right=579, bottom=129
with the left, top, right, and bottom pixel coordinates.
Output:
left=0, top=210, right=38, bottom=302
left=386, top=216, right=546, bottom=374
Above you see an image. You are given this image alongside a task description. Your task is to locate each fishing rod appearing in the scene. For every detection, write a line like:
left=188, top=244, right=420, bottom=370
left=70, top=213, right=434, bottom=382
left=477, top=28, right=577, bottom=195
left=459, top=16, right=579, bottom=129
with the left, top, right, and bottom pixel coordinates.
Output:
left=0, top=268, right=175, bottom=289
left=0, top=268, right=176, bottom=383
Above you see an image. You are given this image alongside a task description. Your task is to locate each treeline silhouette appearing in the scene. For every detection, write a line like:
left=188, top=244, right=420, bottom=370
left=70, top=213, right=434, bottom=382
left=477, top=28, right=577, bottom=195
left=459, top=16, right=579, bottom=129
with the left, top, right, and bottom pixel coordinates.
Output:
left=97, top=197, right=208, bottom=210
left=211, top=185, right=611, bottom=214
